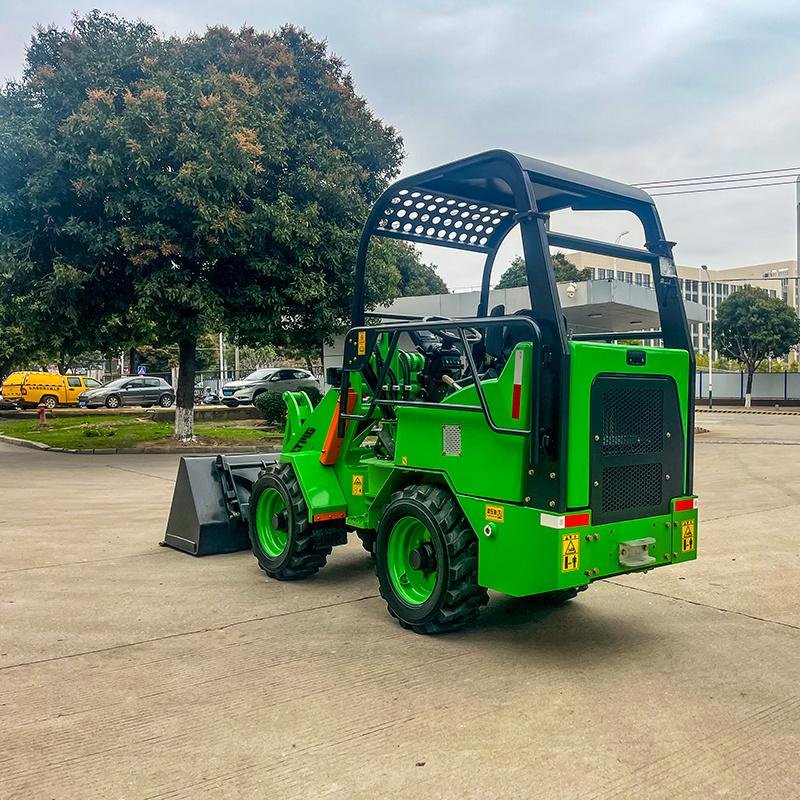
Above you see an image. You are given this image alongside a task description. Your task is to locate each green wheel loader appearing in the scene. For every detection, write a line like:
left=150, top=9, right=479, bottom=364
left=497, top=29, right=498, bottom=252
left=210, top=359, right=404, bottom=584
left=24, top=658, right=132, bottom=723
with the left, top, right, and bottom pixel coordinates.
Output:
left=199, top=150, right=699, bottom=633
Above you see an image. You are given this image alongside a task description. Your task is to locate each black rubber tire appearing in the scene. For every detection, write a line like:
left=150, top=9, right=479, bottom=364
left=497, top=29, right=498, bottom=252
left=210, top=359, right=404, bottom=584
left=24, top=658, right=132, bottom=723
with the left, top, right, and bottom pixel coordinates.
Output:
left=40, top=395, right=57, bottom=410
left=158, top=394, right=174, bottom=408
left=105, top=394, right=121, bottom=409
left=356, top=530, right=376, bottom=558
left=375, top=485, right=488, bottom=634
left=248, top=462, right=331, bottom=580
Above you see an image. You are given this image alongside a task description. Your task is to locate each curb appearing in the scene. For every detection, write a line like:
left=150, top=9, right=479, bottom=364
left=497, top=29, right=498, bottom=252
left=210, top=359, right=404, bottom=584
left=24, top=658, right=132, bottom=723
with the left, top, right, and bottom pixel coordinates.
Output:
left=0, top=433, right=280, bottom=456
left=697, top=408, right=800, bottom=416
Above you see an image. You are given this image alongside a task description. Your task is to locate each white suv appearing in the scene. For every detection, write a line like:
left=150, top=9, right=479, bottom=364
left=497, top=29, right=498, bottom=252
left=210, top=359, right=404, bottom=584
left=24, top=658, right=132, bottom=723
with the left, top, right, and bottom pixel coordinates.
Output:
left=220, top=368, right=319, bottom=406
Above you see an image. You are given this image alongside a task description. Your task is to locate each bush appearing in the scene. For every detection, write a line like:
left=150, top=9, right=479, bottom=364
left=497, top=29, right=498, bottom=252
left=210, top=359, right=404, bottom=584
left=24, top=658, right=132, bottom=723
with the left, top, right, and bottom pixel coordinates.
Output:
left=254, top=391, right=287, bottom=426
left=305, top=385, right=322, bottom=407
left=81, top=423, right=116, bottom=438
left=254, top=386, right=323, bottom=426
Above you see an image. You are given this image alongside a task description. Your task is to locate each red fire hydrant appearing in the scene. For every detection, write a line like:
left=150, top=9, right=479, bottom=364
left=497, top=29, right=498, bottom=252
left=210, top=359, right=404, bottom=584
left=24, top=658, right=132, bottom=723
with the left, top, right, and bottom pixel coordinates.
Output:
left=37, top=402, right=47, bottom=427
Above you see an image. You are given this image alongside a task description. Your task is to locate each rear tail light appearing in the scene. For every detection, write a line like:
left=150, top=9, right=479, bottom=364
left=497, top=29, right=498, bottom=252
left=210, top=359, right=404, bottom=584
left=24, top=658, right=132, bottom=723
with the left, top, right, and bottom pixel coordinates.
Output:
left=674, top=498, right=697, bottom=512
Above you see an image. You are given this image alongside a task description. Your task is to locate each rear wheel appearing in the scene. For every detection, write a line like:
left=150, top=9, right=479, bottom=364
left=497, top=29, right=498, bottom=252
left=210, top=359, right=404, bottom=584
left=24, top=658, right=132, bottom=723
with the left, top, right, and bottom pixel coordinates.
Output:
left=105, top=394, right=121, bottom=409
left=376, top=485, right=488, bottom=634
left=356, top=530, right=376, bottom=558
left=158, top=393, right=173, bottom=408
left=248, top=463, right=331, bottom=580
left=40, top=395, right=57, bottom=410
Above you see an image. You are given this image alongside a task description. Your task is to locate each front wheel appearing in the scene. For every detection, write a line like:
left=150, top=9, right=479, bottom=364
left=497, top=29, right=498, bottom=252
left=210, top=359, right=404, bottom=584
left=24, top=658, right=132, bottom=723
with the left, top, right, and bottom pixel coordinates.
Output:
left=375, top=485, right=488, bottom=634
left=248, top=463, right=331, bottom=580
left=105, top=394, right=121, bottom=409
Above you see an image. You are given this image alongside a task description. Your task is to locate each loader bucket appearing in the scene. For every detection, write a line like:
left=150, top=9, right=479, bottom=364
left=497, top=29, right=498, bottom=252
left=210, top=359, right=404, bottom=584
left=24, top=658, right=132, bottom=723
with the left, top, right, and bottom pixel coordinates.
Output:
left=162, top=453, right=279, bottom=556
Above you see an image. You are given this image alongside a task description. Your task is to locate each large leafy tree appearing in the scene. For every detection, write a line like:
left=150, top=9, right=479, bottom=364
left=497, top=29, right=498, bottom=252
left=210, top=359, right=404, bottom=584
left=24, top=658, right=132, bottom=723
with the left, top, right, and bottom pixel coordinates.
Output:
left=715, top=285, right=800, bottom=406
left=495, top=252, right=589, bottom=289
left=0, top=13, right=403, bottom=438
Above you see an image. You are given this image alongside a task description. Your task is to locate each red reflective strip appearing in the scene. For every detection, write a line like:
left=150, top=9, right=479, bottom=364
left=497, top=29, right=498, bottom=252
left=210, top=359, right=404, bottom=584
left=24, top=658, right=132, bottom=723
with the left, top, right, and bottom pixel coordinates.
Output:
left=313, top=511, right=346, bottom=523
left=674, top=498, right=696, bottom=512
left=565, top=512, right=590, bottom=528
left=511, top=384, right=522, bottom=419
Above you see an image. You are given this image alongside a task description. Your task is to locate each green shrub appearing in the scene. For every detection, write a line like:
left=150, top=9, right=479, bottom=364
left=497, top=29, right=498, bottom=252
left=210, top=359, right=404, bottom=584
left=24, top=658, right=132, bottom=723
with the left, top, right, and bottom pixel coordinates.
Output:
left=254, top=391, right=287, bottom=426
left=305, top=385, right=322, bottom=407
left=81, top=423, right=116, bottom=438
left=254, top=386, right=322, bottom=426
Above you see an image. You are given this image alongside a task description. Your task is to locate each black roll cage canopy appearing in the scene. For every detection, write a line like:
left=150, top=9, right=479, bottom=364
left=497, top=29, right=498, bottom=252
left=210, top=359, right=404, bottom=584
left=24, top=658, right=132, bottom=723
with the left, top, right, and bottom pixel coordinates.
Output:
left=345, top=150, right=695, bottom=509
left=352, top=148, right=693, bottom=355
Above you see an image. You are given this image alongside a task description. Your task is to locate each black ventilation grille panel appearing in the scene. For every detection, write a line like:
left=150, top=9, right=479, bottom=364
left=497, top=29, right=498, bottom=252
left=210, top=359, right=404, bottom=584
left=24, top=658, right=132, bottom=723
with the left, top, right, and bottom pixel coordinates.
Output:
left=601, top=383, right=663, bottom=455
left=589, top=375, right=684, bottom=524
left=601, top=463, right=663, bottom=514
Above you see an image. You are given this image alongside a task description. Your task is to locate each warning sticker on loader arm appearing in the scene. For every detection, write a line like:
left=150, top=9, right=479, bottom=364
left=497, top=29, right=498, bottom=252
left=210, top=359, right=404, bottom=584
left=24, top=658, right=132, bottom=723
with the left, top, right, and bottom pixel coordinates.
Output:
left=562, top=533, right=580, bottom=572
left=352, top=474, right=365, bottom=496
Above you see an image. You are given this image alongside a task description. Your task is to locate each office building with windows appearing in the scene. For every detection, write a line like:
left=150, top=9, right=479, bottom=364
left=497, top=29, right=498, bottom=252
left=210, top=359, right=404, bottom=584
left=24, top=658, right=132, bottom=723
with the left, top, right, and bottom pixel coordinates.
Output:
left=565, top=252, right=799, bottom=357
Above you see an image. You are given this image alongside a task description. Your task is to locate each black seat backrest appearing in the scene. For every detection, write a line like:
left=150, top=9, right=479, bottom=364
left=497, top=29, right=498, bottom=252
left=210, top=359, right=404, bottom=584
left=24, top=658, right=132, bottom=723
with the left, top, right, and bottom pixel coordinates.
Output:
left=503, top=308, right=536, bottom=353
left=484, top=304, right=506, bottom=360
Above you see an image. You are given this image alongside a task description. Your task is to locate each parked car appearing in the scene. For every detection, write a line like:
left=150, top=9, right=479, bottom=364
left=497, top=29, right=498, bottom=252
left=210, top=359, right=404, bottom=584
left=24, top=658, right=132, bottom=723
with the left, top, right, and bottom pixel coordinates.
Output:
left=1, top=371, right=104, bottom=409
left=77, top=376, right=175, bottom=409
left=220, top=368, right=319, bottom=406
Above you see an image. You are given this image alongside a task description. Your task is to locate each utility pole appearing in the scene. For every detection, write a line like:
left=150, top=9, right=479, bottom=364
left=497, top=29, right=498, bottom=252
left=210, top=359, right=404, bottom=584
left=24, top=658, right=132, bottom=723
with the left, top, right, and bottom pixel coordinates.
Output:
left=218, top=333, right=225, bottom=387
left=701, top=264, right=713, bottom=409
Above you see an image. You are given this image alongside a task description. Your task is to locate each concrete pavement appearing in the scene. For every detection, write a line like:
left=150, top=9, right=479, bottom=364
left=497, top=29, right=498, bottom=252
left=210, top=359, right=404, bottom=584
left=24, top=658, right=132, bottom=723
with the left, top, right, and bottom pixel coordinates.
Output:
left=1, top=413, right=799, bottom=799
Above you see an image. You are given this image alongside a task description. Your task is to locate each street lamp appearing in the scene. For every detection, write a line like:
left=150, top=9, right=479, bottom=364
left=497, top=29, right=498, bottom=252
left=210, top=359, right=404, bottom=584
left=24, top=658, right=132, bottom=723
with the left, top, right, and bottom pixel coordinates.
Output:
left=701, top=264, right=713, bottom=409
left=613, top=230, right=630, bottom=278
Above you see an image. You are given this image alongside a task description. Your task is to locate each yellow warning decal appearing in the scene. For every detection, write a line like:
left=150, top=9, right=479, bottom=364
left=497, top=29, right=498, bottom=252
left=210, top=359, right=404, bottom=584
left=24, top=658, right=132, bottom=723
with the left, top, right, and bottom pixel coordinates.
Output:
left=485, top=504, right=504, bottom=523
left=357, top=331, right=367, bottom=356
left=351, top=474, right=365, bottom=496
left=562, top=533, right=580, bottom=572
left=681, top=519, right=695, bottom=552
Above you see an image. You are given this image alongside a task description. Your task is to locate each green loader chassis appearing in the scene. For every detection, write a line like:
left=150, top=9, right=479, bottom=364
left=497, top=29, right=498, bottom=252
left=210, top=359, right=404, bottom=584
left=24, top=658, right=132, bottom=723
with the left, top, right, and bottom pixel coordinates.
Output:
left=165, top=149, right=699, bottom=634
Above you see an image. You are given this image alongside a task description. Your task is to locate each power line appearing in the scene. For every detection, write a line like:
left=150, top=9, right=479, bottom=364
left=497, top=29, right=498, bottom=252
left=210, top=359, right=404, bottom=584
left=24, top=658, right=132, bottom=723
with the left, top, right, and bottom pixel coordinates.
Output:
left=640, top=172, right=800, bottom=189
left=634, top=166, right=800, bottom=187
left=650, top=179, right=798, bottom=197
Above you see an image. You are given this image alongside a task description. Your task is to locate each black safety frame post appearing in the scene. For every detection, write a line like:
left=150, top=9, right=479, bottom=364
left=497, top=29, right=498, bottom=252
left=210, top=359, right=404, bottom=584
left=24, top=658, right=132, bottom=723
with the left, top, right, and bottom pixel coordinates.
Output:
left=348, top=149, right=696, bottom=505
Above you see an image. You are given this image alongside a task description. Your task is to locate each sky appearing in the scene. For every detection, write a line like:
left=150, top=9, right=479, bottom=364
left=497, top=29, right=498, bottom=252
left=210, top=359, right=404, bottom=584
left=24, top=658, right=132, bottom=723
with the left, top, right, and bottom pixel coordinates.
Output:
left=2, top=0, right=800, bottom=290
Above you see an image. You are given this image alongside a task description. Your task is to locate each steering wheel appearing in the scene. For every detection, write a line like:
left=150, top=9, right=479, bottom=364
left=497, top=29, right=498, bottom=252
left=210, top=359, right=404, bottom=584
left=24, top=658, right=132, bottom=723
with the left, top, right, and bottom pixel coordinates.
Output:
left=422, top=316, right=482, bottom=345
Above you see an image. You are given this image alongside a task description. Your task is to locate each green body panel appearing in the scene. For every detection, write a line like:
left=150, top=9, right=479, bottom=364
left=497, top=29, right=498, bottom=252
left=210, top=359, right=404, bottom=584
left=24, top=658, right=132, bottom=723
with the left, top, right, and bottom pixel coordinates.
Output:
left=274, top=334, right=697, bottom=599
left=393, top=343, right=532, bottom=503
left=459, top=495, right=698, bottom=596
left=566, top=342, right=690, bottom=509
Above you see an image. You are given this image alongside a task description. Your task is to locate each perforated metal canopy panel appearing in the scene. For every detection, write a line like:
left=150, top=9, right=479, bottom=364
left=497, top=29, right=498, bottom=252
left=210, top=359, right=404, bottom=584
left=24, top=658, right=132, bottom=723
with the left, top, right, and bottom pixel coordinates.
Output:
left=373, top=188, right=517, bottom=253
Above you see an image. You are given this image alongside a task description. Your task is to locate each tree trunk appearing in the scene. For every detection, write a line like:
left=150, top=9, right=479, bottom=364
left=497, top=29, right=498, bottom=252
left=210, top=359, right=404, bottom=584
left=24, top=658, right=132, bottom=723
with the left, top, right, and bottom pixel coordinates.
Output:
left=128, top=347, right=138, bottom=376
left=745, top=369, right=754, bottom=408
left=175, top=337, right=197, bottom=442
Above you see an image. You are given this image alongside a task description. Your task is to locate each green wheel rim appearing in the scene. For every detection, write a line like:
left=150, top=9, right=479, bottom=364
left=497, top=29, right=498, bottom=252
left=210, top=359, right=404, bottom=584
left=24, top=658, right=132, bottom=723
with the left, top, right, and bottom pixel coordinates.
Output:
left=386, top=516, right=438, bottom=605
left=255, top=488, right=289, bottom=557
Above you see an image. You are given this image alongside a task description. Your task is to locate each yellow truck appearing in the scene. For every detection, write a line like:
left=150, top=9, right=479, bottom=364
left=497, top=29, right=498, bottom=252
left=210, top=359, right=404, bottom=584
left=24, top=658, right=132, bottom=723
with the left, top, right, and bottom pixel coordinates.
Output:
left=1, top=371, right=103, bottom=408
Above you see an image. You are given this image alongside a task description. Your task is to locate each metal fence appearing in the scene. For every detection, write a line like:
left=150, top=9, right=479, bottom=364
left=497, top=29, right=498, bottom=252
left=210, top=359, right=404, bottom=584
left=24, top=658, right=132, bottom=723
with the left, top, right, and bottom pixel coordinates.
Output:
left=697, top=371, right=800, bottom=401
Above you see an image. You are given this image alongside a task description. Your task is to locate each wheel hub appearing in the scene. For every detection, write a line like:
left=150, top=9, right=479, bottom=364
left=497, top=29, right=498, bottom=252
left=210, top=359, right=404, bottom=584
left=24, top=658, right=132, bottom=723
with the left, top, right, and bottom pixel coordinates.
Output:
left=409, top=541, right=436, bottom=574
left=270, top=510, right=289, bottom=531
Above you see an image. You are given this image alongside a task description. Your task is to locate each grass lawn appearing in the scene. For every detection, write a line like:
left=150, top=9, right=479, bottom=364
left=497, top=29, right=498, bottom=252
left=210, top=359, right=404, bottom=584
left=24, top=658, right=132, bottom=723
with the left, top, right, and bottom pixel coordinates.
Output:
left=0, top=415, right=283, bottom=450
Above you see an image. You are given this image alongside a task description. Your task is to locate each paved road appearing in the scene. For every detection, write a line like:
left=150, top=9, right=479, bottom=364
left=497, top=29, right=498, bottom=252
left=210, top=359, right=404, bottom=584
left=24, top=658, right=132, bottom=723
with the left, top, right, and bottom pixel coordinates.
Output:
left=1, top=413, right=799, bottom=799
